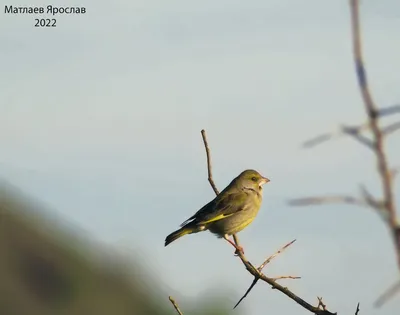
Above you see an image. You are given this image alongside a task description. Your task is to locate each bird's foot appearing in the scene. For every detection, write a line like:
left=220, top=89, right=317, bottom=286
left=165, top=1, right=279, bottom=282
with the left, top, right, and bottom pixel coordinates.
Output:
left=223, top=235, right=245, bottom=256
left=234, top=245, right=244, bottom=256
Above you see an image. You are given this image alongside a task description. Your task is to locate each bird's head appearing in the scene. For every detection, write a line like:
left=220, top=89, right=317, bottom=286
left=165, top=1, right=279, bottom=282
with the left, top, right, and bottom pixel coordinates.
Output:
left=236, top=169, right=270, bottom=191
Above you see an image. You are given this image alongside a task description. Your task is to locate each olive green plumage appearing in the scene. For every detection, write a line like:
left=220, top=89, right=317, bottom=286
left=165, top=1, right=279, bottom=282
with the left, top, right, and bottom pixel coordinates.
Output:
left=165, top=169, right=270, bottom=247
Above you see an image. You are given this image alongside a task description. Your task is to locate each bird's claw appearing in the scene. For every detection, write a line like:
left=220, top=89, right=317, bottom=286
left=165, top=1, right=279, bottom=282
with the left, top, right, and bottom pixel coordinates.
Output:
left=234, top=246, right=244, bottom=256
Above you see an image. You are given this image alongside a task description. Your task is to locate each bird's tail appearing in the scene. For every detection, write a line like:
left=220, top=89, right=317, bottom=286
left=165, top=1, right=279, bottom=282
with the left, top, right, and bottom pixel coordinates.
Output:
left=165, top=226, right=193, bottom=246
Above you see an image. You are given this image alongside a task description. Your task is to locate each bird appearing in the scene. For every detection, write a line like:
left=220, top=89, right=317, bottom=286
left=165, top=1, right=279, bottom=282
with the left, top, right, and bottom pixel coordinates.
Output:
left=164, top=169, right=270, bottom=254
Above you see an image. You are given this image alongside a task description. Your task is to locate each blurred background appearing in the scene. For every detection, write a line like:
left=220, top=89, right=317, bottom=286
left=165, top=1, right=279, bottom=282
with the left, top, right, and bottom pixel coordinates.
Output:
left=1, top=0, right=400, bottom=314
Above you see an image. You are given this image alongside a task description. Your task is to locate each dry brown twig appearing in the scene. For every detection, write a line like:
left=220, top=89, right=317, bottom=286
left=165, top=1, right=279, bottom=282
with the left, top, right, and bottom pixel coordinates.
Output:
left=201, top=129, right=219, bottom=195
left=200, top=129, right=336, bottom=315
left=169, top=296, right=184, bottom=315
left=290, top=0, right=400, bottom=306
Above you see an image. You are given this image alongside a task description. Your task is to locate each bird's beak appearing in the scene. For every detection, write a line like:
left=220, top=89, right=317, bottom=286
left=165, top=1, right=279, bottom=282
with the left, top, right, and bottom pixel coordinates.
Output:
left=260, top=177, right=270, bottom=186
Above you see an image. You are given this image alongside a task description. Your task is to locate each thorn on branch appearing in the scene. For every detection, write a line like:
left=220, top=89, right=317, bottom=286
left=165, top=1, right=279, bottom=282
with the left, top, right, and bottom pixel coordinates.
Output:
left=355, top=302, right=360, bottom=315
left=233, top=277, right=260, bottom=309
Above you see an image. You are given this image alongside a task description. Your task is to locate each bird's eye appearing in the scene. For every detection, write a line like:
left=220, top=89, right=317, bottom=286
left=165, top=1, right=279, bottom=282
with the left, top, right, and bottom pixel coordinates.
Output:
left=251, top=177, right=257, bottom=181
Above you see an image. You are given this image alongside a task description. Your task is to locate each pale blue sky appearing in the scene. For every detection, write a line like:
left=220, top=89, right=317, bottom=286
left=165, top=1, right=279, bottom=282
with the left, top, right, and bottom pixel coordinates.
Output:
left=1, top=0, right=400, bottom=314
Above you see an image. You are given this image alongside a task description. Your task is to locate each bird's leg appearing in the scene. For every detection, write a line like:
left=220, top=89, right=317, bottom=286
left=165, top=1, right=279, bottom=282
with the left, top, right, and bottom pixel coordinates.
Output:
left=223, top=234, right=244, bottom=255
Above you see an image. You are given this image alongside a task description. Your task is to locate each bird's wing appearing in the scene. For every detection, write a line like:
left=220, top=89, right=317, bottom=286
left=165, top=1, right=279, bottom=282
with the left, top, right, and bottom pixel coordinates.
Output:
left=180, top=199, right=214, bottom=226
left=181, top=190, right=248, bottom=226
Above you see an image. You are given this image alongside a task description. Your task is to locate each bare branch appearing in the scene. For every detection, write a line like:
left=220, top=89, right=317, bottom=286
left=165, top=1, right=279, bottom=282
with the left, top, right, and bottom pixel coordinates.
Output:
left=289, top=195, right=366, bottom=207
left=258, top=239, right=296, bottom=271
left=201, top=129, right=219, bottom=195
left=350, top=0, right=399, bottom=273
left=289, top=189, right=389, bottom=227
left=169, top=296, right=184, bottom=315
left=201, top=129, right=337, bottom=315
left=295, top=0, right=400, bottom=307
left=302, top=133, right=334, bottom=148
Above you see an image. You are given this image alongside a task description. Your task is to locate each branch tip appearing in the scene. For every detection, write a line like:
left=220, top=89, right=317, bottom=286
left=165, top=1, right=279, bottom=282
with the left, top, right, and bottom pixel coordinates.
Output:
left=169, top=296, right=184, bottom=315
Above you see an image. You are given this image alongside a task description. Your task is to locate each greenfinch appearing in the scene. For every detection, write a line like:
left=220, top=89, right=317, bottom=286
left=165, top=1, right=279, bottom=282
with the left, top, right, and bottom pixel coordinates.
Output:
left=165, top=169, right=270, bottom=253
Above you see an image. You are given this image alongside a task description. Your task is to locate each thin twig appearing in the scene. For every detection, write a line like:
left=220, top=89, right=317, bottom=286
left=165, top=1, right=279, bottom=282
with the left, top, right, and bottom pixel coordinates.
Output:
left=272, top=275, right=301, bottom=281
left=302, top=133, right=333, bottom=148
left=201, top=129, right=336, bottom=315
left=258, top=239, right=297, bottom=271
left=289, top=195, right=367, bottom=207
left=201, top=129, right=219, bottom=195
left=169, top=296, right=184, bottom=315
left=289, top=192, right=389, bottom=226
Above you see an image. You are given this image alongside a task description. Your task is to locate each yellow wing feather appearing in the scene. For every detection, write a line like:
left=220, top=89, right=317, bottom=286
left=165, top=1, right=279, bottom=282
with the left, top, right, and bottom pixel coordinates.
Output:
left=197, top=212, right=236, bottom=225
